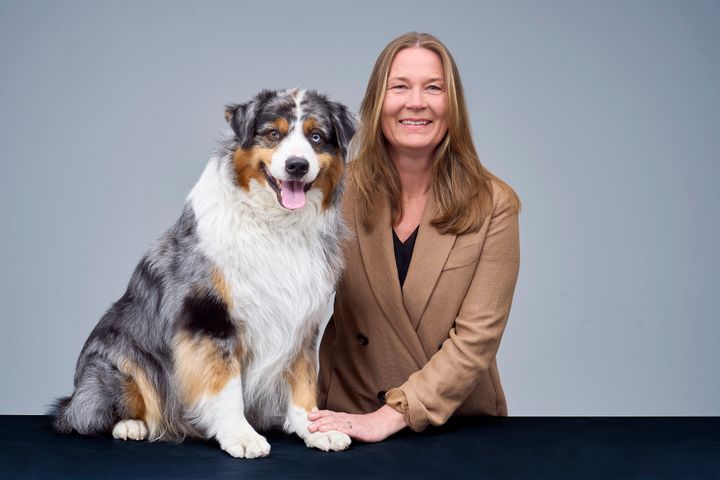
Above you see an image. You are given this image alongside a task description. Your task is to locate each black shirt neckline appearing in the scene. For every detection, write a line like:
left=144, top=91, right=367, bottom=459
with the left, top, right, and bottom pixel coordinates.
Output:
left=392, top=226, right=419, bottom=288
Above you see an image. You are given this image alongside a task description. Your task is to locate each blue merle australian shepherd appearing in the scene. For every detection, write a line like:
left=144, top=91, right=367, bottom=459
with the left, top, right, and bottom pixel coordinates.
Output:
left=50, top=89, right=356, bottom=458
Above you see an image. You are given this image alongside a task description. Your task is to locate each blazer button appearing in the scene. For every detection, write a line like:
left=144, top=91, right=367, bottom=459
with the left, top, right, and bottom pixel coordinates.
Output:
left=377, top=390, right=386, bottom=404
left=356, top=333, right=369, bottom=346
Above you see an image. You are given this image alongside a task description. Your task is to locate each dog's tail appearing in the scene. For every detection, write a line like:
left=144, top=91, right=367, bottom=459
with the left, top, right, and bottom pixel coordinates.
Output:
left=48, top=396, right=74, bottom=434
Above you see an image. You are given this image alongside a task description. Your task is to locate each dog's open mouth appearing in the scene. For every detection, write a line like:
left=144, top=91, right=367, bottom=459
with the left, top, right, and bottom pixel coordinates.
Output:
left=261, top=164, right=313, bottom=210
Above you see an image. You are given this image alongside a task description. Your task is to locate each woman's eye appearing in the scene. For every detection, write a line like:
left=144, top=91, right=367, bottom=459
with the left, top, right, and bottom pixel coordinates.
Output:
left=266, top=130, right=280, bottom=140
left=427, top=85, right=443, bottom=92
left=310, top=132, right=323, bottom=144
left=390, top=84, right=407, bottom=90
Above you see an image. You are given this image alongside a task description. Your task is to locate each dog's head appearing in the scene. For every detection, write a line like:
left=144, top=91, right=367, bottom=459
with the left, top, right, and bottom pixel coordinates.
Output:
left=224, top=89, right=356, bottom=210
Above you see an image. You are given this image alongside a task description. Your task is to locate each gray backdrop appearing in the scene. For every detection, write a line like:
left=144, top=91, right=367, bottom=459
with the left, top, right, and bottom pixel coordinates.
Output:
left=1, top=0, right=718, bottom=415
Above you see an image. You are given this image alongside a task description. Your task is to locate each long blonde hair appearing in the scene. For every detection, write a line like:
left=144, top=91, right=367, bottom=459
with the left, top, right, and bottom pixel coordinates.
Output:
left=351, top=32, right=520, bottom=234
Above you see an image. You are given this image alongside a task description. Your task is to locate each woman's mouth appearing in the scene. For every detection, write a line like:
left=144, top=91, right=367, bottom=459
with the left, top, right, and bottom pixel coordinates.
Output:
left=399, top=119, right=431, bottom=126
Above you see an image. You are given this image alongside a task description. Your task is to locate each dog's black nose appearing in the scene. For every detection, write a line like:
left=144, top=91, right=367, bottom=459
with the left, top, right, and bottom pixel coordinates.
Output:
left=285, top=157, right=309, bottom=177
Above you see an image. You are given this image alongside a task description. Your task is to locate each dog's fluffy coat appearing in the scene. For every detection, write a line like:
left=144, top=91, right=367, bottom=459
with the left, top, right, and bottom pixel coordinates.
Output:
left=50, top=89, right=356, bottom=458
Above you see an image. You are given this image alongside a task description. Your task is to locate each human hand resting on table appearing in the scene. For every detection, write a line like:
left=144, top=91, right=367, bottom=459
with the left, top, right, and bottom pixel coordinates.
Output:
left=307, top=404, right=407, bottom=443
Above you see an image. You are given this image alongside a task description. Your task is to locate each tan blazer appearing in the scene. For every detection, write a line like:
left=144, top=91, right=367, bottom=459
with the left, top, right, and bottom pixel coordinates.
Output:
left=318, top=178, right=520, bottom=432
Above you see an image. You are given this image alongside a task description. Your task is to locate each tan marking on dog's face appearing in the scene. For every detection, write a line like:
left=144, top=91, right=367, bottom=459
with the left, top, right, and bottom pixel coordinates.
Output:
left=118, top=359, right=163, bottom=436
left=233, top=147, right=275, bottom=190
left=273, top=117, right=289, bottom=135
left=313, top=152, right=344, bottom=210
left=211, top=268, right=233, bottom=310
left=285, top=351, right=318, bottom=412
left=174, top=332, right=241, bottom=407
left=302, top=118, right=319, bottom=136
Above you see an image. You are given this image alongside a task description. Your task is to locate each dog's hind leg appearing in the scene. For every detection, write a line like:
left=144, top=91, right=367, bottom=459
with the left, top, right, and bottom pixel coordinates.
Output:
left=110, top=366, right=148, bottom=441
left=113, top=357, right=167, bottom=441
left=52, top=353, right=165, bottom=441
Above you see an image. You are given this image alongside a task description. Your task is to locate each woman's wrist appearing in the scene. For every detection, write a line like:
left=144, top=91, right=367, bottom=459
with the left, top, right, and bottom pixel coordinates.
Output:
left=376, top=404, right=407, bottom=436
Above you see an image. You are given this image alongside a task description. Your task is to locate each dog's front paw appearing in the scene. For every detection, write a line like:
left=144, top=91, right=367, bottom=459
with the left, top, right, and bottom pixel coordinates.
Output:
left=305, top=430, right=351, bottom=452
left=221, top=434, right=271, bottom=459
left=112, top=419, right=148, bottom=441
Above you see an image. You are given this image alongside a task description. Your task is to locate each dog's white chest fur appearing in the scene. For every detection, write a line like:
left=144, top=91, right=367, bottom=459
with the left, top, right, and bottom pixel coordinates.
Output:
left=188, top=157, right=340, bottom=404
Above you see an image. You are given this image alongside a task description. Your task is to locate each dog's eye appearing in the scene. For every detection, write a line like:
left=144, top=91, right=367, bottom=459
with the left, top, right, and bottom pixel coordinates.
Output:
left=266, top=130, right=280, bottom=140
left=309, top=132, right=324, bottom=144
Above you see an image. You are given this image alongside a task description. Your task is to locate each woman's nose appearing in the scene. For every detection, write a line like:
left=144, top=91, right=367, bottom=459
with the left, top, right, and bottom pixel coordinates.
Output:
left=405, top=87, right=426, bottom=109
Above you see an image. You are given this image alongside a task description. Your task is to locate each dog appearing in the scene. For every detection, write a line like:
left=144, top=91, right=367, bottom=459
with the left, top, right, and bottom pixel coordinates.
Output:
left=50, top=89, right=356, bottom=458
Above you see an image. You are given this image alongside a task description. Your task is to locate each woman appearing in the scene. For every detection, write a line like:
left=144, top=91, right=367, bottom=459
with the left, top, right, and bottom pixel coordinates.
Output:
left=308, top=32, right=521, bottom=442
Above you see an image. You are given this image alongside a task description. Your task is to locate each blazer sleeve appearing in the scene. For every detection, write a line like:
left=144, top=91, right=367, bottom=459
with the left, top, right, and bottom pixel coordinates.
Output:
left=384, top=188, right=520, bottom=431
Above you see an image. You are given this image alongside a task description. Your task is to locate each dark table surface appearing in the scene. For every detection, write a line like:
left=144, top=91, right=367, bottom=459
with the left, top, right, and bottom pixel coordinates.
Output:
left=0, top=416, right=718, bottom=479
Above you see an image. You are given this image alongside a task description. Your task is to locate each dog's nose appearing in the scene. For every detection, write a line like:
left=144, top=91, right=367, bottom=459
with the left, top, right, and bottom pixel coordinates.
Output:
left=285, top=157, right=309, bottom=177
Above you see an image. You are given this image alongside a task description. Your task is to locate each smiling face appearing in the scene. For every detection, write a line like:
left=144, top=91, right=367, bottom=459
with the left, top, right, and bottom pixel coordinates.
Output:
left=380, top=47, right=449, bottom=160
left=226, top=89, right=356, bottom=211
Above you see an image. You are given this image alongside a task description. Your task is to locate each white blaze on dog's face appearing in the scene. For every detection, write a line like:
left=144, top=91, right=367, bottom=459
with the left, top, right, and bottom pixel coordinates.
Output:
left=225, top=89, right=355, bottom=211
left=268, top=91, right=317, bottom=209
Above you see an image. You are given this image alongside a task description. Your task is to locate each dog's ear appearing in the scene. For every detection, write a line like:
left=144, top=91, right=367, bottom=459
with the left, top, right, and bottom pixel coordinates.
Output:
left=225, top=90, right=276, bottom=149
left=225, top=102, right=253, bottom=148
left=330, top=101, right=358, bottom=163
left=224, top=101, right=258, bottom=149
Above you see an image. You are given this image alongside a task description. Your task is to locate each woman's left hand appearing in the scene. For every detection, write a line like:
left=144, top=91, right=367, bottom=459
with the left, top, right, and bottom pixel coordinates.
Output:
left=307, top=404, right=407, bottom=443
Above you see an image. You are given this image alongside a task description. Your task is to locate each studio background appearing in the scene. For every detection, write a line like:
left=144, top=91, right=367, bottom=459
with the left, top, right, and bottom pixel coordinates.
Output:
left=1, top=0, right=718, bottom=415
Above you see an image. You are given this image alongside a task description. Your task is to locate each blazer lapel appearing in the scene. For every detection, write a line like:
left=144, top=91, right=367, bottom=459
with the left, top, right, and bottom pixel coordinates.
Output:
left=355, top=196, right=427, bottom=369
left=402, top=193, right=456, bottom=330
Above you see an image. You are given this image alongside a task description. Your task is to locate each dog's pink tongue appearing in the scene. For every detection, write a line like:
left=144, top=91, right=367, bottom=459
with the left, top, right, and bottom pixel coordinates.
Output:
left=280, top=180, right=306, bottom=209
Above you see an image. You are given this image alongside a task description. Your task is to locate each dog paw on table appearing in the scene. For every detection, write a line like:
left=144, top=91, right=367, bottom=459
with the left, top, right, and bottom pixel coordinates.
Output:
left=221, top=433, right=272, bottom=459
left=112, top=419, right=148, bottom=441
left=305, top=430, right=352, bottom=451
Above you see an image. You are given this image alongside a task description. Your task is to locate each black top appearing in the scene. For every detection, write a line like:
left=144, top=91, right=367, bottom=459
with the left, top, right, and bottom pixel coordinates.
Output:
left=392, top=226, right=419, bottom=287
